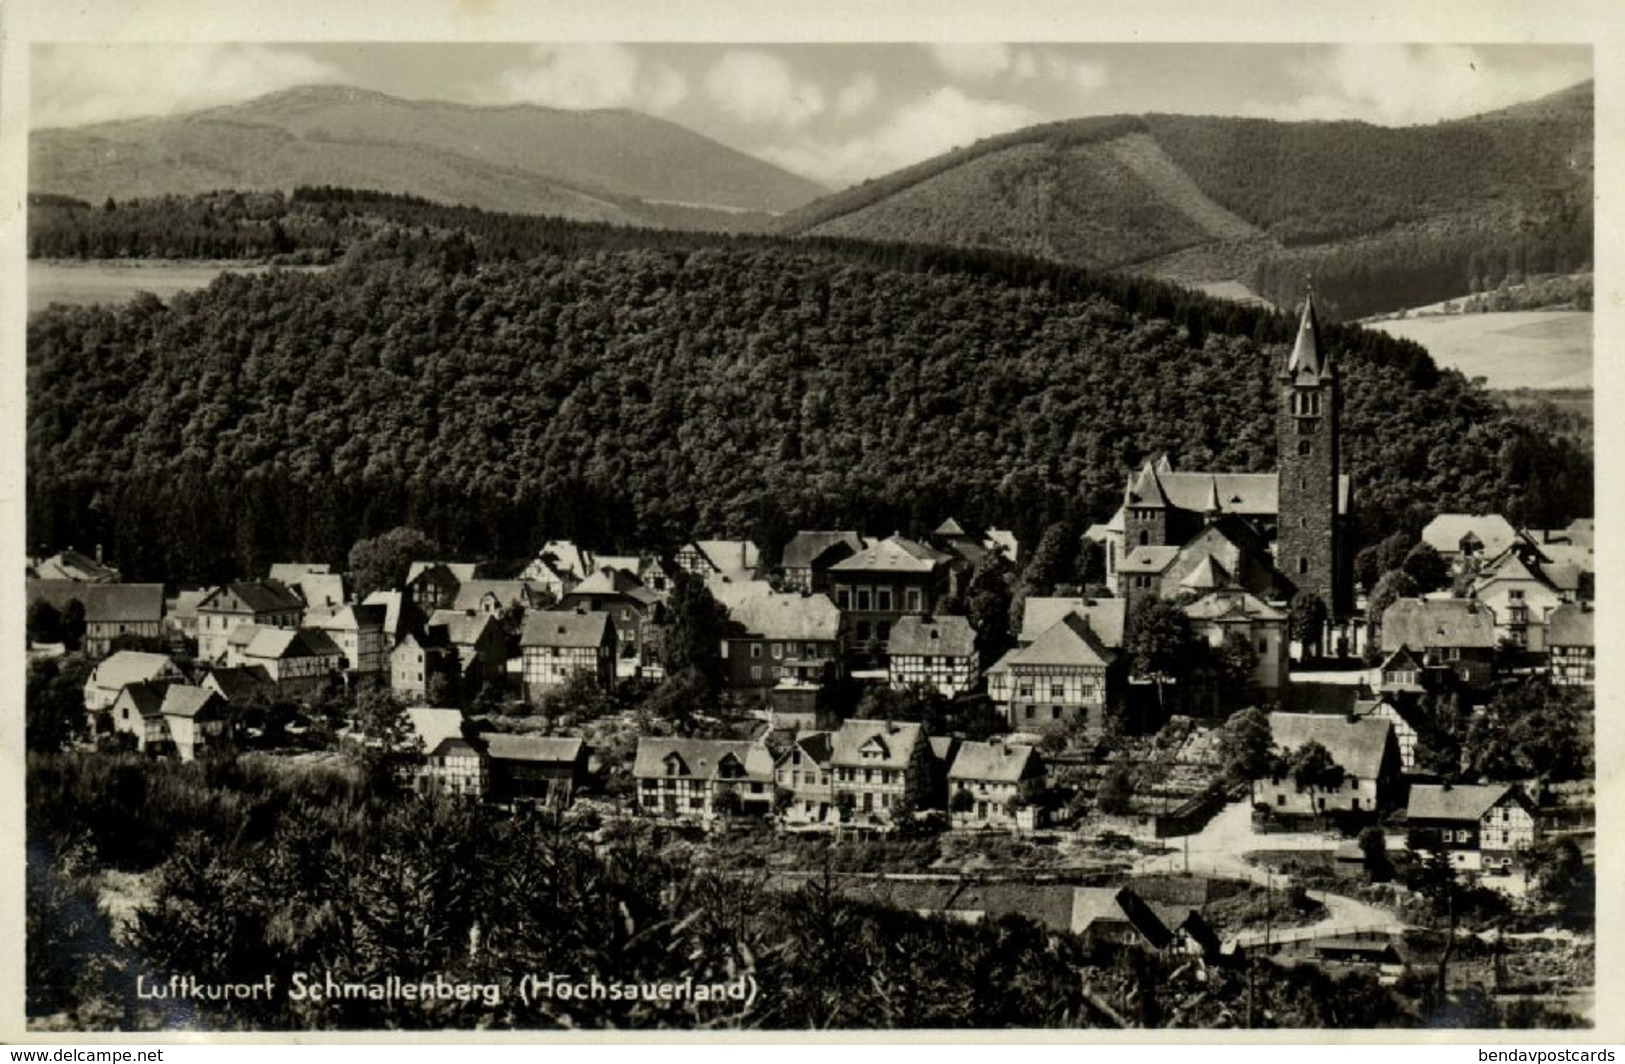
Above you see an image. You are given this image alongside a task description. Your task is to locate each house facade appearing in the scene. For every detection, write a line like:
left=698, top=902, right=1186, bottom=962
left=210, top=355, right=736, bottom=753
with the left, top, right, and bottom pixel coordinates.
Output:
left=887, top=614, right=979, bottom=697
left=195, top=581, right=304, bottom=662
left=828, top=536, right=954, bottom=662
left=1471, top=552, right=1566, bottom=651
left=986, top=612, right=1117, bottom=734
left=1547, top=603, right=1595, bottom=687
left=389, top=630, right=458, bottom=703
left=306, top=604, right=389, bottom=678
left=27, top=581, right=167, bottom=657
left=84, top=651, right=186, bottom=711
left=1181, top=588, right=1289, bottom=693
left=1258, top=712, right=1401, bottom=817
left=238, top=627, right=344, bottom=697
left=1380, top=598, right=1498, bottom=687
left=417, top=738, right=491, bottom=799
left=519, top=610, right=617, bottom=705
left=775, top=732, right=835, bottom=825
left=484, top=734, right=588, bottom=808
left=633, top=738, right=775, bottom=820
left=108, top=680, right=178, bottom=752
left=1406, top=783, right=1539, bottom=871
left=721, top=591, right=843, bottom=692
left=558, top=568, right=663, bottom=676
left=829, top=719, right=932, bottom=824
left=947, top=741, right=1044, bottom=828
left=778, top=531, right=866, bottom=593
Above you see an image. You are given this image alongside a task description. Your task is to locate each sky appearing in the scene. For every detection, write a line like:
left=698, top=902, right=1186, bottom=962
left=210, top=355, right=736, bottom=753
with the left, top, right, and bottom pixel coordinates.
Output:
left=30, top=42, right=1592, bottom=189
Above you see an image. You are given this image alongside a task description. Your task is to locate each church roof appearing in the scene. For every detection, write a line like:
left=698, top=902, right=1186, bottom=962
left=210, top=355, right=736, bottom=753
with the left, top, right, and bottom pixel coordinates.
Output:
left=1179, top=554, right=1230, bottom=590
left=1286, top=292, right=1331, bottom=379
left=1125, top=461, right=1170, bottom=508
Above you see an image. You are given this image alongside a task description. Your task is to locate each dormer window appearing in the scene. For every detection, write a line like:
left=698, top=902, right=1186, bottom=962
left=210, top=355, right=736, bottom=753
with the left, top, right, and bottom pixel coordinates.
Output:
left=663, top=753, right=687, bottom=777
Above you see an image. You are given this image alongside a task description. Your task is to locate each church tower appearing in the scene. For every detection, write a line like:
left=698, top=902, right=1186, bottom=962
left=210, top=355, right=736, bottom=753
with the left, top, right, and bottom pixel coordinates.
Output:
left=1275, top=291, right=1346, bottom=617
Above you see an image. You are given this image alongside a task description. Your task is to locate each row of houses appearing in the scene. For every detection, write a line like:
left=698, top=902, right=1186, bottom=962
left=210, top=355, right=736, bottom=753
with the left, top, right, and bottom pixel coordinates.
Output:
left=634, top=720, right=1044, bottom=829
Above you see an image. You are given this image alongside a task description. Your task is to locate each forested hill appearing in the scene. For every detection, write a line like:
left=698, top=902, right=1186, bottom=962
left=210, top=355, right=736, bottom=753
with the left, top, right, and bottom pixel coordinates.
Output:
left=29, top=84, right=825, bottom=229
left=776, top=82, right=1593, bottom=319
left=26, top=227, right=1589, bottom=586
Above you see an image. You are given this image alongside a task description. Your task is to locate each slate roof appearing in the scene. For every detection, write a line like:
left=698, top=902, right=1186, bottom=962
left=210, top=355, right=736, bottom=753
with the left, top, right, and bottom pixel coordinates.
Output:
left=781, top=530, right=867, bottom=570
left=406, top=561, right=480, bottom=585
left=888, top=614, right=976, bottom=657
left=1281, top=683, right=1361, bottom=717
left=563, top=568, right=659, bottom=606
left=1286, top=293, right=1330, bottom=378
left=1473, top=551, right=1555, bottom=592
left=227, top=623, right=265, bottom=649
left=289, top=573, right=347, bottom=610
left=948, top=741, right=1040, bottom=784
left=362, top=591, right=407, bottom=639
left=1118, top=465, right=1349, bottom=519
left=202, top=580, right=305, bottom=615
left=828, top=535, right=951, bottom=574
left=1406, top=782, right=1527, bottom=823
left=1182, top=589, right=1286, bottom=623
left=483, top=734, right=585, bottom=764
left=160, top=685, right=221, bottom=720
left=520, top=609, right=612, bottom=648
left=31, top=549, right=121, bottom=582
left=243, top=627, right=343, bottom=661
left=89, top=651, right=179, bottom=692
left=452, top=579, right=536, bottom=613
left=1179, top=555, right=1230, bottom=590
left=1421, top=514, right=1523, bottom=558
left=536, top=541, right=594, bottom=580
left=1267, top=712, right=1395, bottom=780
left=268, top=562, right=331, bottom=584
left=1070, top=887, right=1173, bottom=947
left=1119, top=546, right=1180, bottom=574
left=427, top=609, right=498, bottom=646
left=27, top=581, right=165, bottom=623
left=201, top=665, right=275, bottom=702
left=830, top=719, right=925, bottom=770
left=1002, top=612, right=1116, bottom=669
left=728, top=591, right=841, bottom=642
left=307, top=603, right=387, bottom=633
left=114, top=679, right=173, bottom=719
left=692, top=540, right=762, bottom=574
left=704, top=575, right=778, bottom=613
left=428, top=737, right=484, bottom=759
left=632, top=737, right=775, bottom=781
left=1547, top=603, right=1595, bottom=648
left=793, top=731, right=834, bottom=765
left=1380, top=598, right=1496, bottom=651
left=1019, top=597, right=1127, bottom=647
left=170, top=588, right=208, bottom=623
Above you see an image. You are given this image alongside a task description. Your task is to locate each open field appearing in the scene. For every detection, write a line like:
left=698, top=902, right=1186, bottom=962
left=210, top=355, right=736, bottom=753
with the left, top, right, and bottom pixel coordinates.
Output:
left=1365, top=310, right=1591, bottom=390
left=28, top=260, right=323, bottom=315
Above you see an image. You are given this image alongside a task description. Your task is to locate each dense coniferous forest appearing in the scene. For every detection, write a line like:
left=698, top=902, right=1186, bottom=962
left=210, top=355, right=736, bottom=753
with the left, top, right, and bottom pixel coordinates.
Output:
left=26, top=209, right=1590, bottom=587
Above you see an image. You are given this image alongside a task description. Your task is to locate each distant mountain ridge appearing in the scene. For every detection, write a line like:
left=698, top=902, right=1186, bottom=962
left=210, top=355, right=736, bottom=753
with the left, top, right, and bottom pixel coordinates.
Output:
left=31, top=84, right=828, bottom=226
left=776, top=81, right=1593, bottom=318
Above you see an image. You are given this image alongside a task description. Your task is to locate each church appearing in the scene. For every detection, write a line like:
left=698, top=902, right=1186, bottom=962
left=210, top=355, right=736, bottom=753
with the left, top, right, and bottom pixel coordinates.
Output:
left=1090, top=293, right=1354, bottom=627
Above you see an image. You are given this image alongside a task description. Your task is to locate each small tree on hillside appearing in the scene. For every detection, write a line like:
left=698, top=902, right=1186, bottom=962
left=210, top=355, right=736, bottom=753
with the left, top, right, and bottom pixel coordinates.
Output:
left=663, top=574, right=728, bottom=691
left=1124, top=596, right=1196, bottom=714
left=1097, top=764, right=1135, bottom=815
left=348, top=526, right=439, bottom=600
left=1401, top=542, right=1450, bottom=592
left=1216, top=706, right=1273, bottom=798
left=1286, top=592, right=1328, bottom=659
left=350, top=688, right=425, bottom=793
left=1287, top=740, right=1345, bottom=799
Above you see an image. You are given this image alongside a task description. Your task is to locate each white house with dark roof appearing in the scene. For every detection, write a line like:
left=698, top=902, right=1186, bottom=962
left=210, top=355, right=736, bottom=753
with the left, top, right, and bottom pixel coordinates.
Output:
left=1471, top=551, right=1567, bottom=650
left=1181, top=588, right=1289, bottom=692
left=237, top=627, right=345, bottom=696
left=775, top=731, right=835, bottom=824
left=1380, top=598, right=1498, bottom=686
left=634, top=737, right=775, bottom=820
left=947, top=741, right=1044, bottom=827
left=1260, top=712, right=1401, bottom=816
left=159, top=685, right=230, bottom=761
left=829, top=719, right=932, bottom=823
left=1019, top=597, right=1127, bottom=648
left=108, top=680, right=177, bottom=752
left=987, top=612, right=1117, bottom=734
left=519, top=609, right=616, bottom=704
left=305, top=603, right=389, bottom=677
left=1406, top=782, right=1539, bottom=871
left=1547, top=603, right=1594, bottom=687
left=195, top=580, right=305, bottom=662
left=674, top=539, right=762, bottom=581
left=887, top=614, right=978, bottom=696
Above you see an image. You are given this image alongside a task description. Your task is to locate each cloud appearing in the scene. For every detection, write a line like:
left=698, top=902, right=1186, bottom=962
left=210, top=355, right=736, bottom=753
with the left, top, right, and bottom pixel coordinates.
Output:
left=486, top=44, right=688, bottom=113
left=32, top=44, right=343, bottom=128
left=704, top=50, right=826, bottom=126
left=927, top=44, right=1014, bottom=82
left=835, top=73, right=880, bottom=117
left=1246, top=45, right=1590, bottom=125
left=757, top=86, right=1040, bottom=188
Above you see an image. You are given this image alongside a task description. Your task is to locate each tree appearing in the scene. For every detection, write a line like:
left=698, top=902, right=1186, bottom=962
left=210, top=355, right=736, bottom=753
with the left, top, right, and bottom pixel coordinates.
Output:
left=1358, top=826, right=1392, bottom=883
left=950, top=787, right=976, bottom=815
left=26, top=655, right=93, bottom=753
left=949, top=556, right=1016, bottom=670
left=711, top=788, right=743, bottom=818
left=540, top=667, right=613, bottom=725
left=1097, top=764, right=1135, bottom=815
left=662, top=574, right=727, bottom=690
left=1021, top=521, right=1077, bottom=595
left=1123, top=597, right=1196, bottom=713
left=348, top=526, right=439, bottom=600
left=1286, top=591, right=1328, bottom=658
left=60, top=599, right=87, bottom=653
left=1216, top=707, right=1273, bottom=795
left=1401, top=542, right=1449, bottom=592
left=26, top=598, right=63, bottom=644
left=856, top=682, right=950, bottom=734
left=1287, top=740, right=1345, bottom=794
left=1463, top=677, right=1591, bottom=782
left=1216, top=629, right=1259, bottom=704
left=1524, top=837, right=1592, bottom=928
left=349, top=688, right=425, bottom=792
left=1366, top=570, right=1418, bottom=628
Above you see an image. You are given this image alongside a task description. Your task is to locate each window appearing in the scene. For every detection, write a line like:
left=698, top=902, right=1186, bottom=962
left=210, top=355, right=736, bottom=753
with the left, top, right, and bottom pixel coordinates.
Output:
left=1018, top=683, right=1033, bottom=699
left=1138, top=530, right=1149, bottom=546
left=836, top=589, right=850, bottom=609
left=750, top=643, right=762, bottom=658
left=856, top=590, right=872, bottom=611
left=771, top=643, right=783, bottom=660
left=1277, top=794, right=1286, bottom=807
left=750, top=666, right=761, bottom=680
left=1258, top=638, right=1268, bottom=653
left=876, top=590, right=892, bottom=612
left=1052, top=706, right=1061, bottom=720
left=905, top=589, right=922, bottom=611
left=856, top=621, right=871, bottom=641
left=877, top=622, right=891, bottom=642
left=1298, top=557, right=1310, bottom=575
left=1050, top=683, right=1065, bottom=701
left=1298, top=439, right=1312, bottom=455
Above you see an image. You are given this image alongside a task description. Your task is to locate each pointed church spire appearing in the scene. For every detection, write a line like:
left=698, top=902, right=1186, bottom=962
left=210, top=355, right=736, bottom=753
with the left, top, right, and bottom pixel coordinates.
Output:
left=1286, top=285, right=1328, bottom=377
left=1127, top=459, right=1168, bottom=507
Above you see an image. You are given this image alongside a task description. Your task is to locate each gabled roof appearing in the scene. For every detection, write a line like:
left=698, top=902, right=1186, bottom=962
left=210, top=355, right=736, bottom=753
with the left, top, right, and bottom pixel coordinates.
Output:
left=1281, top=683, right=1361, bottom=717
left=362, top=590, right=407, bottom=639
left=1124, top=461, right=1170, bottom=508
left=306, top=603, right=387, bottom=633
left=200, top=580, right=305, bottom=615
left=519, top=609, right=613, bottom=648
left=563, top=567, right=657, bottom=605
left=406, top=561, right=479, bottom=585
left=1547, top=603, right=1595, bottom=648
left=427, top=609, right=498, bottom=646
left=1179, top=554, right=1230, bottom=590
left=291, top=572, right=348, bottom=610
left=428, top=737, right=484, bottom=759
left=948, top=741, right=1041, bottom=784
left=1267, top=712, right=1395, bottom=780
left=1473, top=551, right=1556, bottom=593
left=200, top=665, right=275, bottom=702
left=1380, top=598, right=1496, bottom=651
left=792, top=731, right=834, bottom=765
left=483, top=734, right=585, bottom=764
left=690, top=540, right=762, bottom=574
left=452, top=579, right=535, bottom=613
left=1003, top=612, right=1116, bottom=669
left=728, top=591, right=841, bottom=642
left=268, top=562, right=332, bottom=584
left=170, top=588, right=208, bottom=623
left=31, top=549, right=121, bottom=583
left=704, top=575, right=777, bottom=613
left=1019, top=597, right=1127, bottom=647
left=1182, top=589, right=1285, bottom=623
left=888, top=614, right=976, bottom=657
left=632, top=737, right=774, bottom=781
left=227, top=623, right=264, bottom=649
left=89, top=651, right=179, bottom=691
left=828, top=535, right=951, bottom=574
left=160, top=685, right=222, bottom=720
left=1420, top=514, right=1523, bottom=558
left=830, top=719, right=925, bottom=770
left=780, top=530, right=867, bottom=570
left=1407, top=782, right=1531, bottom=823
left=933, top=517, right=977, bottom=537
left=1119, top=546, right=1180, bottom=574
left=536, top=541, right=594, bottom=580
left=1379, top=646, right=1424, bottom=674
left=243, top=627, right=343, bottom=661
left=591, top=554, right=649, bottom=580
left=113, top=679, right=173, bottom=719
left=27, top=581, right=166, bottom=623
left=1070, top=887, right=1173, bottom=948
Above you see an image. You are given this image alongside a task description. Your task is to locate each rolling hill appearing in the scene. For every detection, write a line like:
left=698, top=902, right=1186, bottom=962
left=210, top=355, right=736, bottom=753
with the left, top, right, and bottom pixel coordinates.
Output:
left=778, top=82, right=1593, bottom=318
left=30, top=84, right=827, bottom=227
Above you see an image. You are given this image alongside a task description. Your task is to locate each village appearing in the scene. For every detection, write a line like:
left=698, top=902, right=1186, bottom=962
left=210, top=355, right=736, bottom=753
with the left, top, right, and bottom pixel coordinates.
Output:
left=24, top=296, right=1595, bottom=1005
